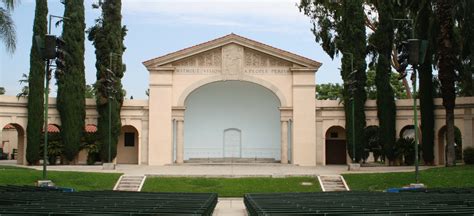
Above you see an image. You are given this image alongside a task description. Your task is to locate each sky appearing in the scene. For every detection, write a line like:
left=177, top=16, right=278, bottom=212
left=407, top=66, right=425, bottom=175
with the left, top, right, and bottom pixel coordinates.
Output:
left=0, top=0, right=342, bottom=99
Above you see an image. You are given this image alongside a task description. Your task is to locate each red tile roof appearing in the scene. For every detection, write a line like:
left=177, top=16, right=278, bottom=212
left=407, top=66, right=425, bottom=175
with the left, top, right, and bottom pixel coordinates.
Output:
left=3, top=124, right=15, bottom=129
left=4, top=124, right=98, bottom=133
left=85, top=124, right=97, bottom=133
left=44, top=124, right=60, bottom=133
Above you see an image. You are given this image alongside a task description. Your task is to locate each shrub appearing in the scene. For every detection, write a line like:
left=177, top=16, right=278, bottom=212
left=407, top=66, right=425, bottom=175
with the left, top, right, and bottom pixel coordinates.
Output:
left=394, top=138, right=406, bottom=165
left=463, top=147, right=474, bottom=164
left=81, top=132, right=100, bottom=165
left=395, top=137, right=421, bottom=166
left=364, top=126, right=383, bottom=162
left=40, top=132, right=63, bottom=165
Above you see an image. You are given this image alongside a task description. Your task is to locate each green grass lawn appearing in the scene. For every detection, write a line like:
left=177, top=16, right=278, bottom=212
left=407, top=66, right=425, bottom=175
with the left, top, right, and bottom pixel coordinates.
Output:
left=142, top=177, right=321, bottom=197
left=0, top=165, right=121, bottom=191
left=343, top=165, right=474, bottom=191
left=1, top=165, right=473, bottom=194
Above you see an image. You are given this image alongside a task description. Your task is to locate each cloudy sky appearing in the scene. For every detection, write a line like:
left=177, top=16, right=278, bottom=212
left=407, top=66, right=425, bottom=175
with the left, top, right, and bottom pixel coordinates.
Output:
left=0, top=0, right=342, bottom=99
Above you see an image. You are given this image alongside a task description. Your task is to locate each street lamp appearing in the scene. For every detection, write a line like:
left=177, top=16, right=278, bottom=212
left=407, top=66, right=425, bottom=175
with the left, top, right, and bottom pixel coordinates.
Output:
left=394, top=18, right=420, bottom=183
left=106, top=52, right=121, bottom=163
left=42, top=15, right=68, bottom=181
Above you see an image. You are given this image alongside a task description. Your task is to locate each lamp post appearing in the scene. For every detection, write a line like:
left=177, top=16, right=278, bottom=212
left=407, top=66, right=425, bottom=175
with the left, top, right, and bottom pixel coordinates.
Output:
left=344, top=52, right=356, bottom=163
left=106, top=52, right=120, bottom=163
left=42, top=15, right=67, bottom=181
left=394, top=18, right=420, bottom=183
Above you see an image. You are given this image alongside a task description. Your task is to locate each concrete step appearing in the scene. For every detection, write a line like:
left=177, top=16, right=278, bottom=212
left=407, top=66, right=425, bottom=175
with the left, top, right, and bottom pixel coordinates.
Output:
left=185, top=158, right=278, bottom=164
left=118, top=180, right=140, bottom=184
left=324, top=186, right=346, bottom=189
left=117, top=184, right=140, bottom=188
left=318, top=175, right=350, bottom=192
left=113, top=175, right=146, bottom=192
left=323, top=183, right=346, bottom=187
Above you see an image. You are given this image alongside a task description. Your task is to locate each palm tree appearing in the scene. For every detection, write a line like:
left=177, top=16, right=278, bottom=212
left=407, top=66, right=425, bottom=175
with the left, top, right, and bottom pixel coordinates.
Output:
left=0, top=0, right=17, bottom=53
left=436, top=0, right=457, bottom=166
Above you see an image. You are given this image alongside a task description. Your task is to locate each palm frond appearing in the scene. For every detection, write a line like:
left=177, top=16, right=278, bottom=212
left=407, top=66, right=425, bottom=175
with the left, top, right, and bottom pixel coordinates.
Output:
left=0, top=7, right=16, bottom=53
left=1, top=0, right=16, bottom=11
left=18, top=73, right=28, bottom=84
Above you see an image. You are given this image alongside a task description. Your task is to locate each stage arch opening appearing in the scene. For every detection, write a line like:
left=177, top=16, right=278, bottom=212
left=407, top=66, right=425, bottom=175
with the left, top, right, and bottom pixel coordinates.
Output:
left=183, top=81, right=281, bottom=162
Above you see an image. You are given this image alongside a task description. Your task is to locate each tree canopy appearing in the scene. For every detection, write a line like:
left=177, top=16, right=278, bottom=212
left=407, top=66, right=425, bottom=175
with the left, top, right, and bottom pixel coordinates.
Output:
left=56, top=0, right=86, bottom=162
left=300, top=0, right=368, bottom=162
left=26, top=0, right=47, bottom=165
left=88, top=0, right=127, bottom=162
left=316, top=70, right=406, bottom=101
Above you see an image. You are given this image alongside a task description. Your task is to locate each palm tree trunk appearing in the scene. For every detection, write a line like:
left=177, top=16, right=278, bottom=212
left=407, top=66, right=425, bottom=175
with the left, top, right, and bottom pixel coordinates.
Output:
left=445, top=109, right=455, bottom=165
left=436, top=0, right=457, bottom=166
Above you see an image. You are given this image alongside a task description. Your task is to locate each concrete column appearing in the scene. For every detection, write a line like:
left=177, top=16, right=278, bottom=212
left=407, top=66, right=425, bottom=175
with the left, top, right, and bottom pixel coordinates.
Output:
left=463, top=108, right=473, bottom=149
left=176, top=119, right=184, bottom=164
left=148, top=67, right=173, bottom=165
left=291, top=68, right=317, bottom=166
left=281, top=120, right=288, bottom=164
left=316, top=120, right=324, bottom=165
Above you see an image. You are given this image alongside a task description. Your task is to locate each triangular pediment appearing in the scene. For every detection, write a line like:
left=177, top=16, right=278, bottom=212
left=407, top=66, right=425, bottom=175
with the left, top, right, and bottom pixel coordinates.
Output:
left=143, top=34, right=322, bottom=70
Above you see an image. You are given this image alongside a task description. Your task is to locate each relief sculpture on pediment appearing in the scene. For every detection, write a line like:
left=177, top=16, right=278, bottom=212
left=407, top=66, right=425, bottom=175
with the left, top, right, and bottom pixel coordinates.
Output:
left=174, top=48, right=222, bottom=67
left=172, top=45, right=295, bottom=75
left=222, top=44, right=244, bottom=80
left=244, top=48, right=292, bottom=68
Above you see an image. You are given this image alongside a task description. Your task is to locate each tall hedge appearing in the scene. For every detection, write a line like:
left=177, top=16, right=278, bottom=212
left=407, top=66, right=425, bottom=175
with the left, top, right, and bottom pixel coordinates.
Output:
left=26, top=0, right=47, bottom=165
left=372, top=1, right=397, bottom=163
left=415, top=1, right=435, bottom=165
left=56, top=0, right=86, bottom=162
left=88, top=0, right=126, bottom=162
left=299, top=0, right=367, bottom=161
left=340, top=0, right=367, bottom=162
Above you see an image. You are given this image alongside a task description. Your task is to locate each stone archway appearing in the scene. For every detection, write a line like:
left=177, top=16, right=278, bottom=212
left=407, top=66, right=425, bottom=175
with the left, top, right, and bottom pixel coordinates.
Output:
left=400, top=125, right=417, bottom=139
left=437, top=125, right=462, bottom=165
left=365, top=125, right=381, bottom=163
left=177, top=74, right=287, bottom=107
left=1, top=123, right=25, bottom=164
left=117, top=125, right=139, bottom=164
left=325, top=126, right=347, bottom=165
left=43, top=124, right=62, bottom=165
left=76, top=124, right=98, bottom=165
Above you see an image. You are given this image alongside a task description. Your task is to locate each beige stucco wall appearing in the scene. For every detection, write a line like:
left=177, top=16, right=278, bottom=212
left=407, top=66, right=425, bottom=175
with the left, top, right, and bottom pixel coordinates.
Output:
left=316, top=97, right=474, bottom=165
left=1, top=95, right=474, bottom=166
left=0, top=96, right=148, bottom=165
left=145, top=38, right=320, bottom=166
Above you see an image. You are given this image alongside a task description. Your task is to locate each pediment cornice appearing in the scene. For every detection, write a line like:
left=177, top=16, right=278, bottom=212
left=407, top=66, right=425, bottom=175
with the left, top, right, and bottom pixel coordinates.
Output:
left=143, top=33, right=322, bottom=70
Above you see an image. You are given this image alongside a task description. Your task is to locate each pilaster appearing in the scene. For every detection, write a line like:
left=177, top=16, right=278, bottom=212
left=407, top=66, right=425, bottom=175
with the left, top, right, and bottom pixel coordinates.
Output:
left=291, top=68, right=317, bottom=166
left=148, top=67, right=174, bottom=165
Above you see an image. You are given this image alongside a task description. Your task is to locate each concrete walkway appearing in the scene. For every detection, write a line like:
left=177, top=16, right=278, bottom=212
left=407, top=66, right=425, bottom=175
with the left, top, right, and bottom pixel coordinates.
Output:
left=214, top=198, right=247, bottom=216
left=3, top=161, right=433, bottom=177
